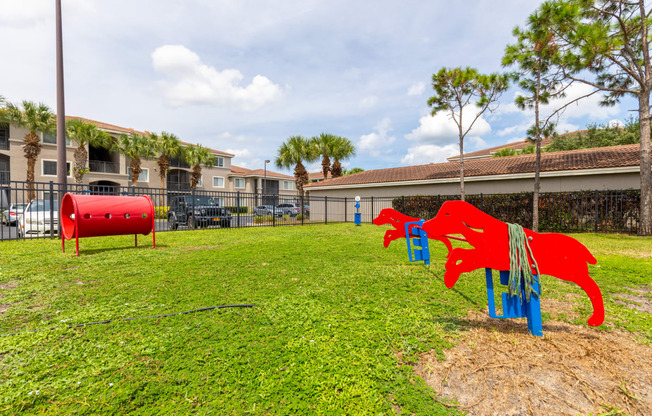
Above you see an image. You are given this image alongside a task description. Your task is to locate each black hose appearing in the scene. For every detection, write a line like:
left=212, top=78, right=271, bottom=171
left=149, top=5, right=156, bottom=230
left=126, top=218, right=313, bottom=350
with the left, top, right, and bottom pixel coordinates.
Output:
left=0, top=304, right=255, bottom=337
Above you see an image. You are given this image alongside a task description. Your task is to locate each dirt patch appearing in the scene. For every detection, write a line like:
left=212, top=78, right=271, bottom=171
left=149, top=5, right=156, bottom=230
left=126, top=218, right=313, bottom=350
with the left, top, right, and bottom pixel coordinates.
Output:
left=0, top=304, right=9, bottom=314
left=416, top=313, right=651, bottom=416
left=614, top=290, right=652, bottom=314
left=0, top=282, right=19, bottom=290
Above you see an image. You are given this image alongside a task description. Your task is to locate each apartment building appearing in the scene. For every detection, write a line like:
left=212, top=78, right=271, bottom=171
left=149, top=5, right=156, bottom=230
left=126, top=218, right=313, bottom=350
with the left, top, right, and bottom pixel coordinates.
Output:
left=0, top=117, right=297, bottom=202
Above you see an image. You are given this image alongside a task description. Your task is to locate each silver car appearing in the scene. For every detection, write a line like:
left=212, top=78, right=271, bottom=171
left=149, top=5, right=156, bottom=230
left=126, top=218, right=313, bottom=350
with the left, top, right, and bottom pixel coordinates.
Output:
left=253, top=205, right=277, bottom=216
left=19, top=200, right=59, bottom=238
left=2, top=203, right=28, bottom=225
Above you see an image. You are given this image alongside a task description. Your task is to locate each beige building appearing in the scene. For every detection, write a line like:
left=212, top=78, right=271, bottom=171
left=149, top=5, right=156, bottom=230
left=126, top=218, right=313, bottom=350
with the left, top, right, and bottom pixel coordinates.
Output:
left=0, top=117, right=297, bottom=203
left=304, top=144, right=643, bottom=222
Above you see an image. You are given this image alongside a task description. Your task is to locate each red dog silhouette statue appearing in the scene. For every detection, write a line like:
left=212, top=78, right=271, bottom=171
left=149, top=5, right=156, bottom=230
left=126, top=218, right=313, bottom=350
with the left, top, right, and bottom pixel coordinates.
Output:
left=373, top=200, right=604, bottom=327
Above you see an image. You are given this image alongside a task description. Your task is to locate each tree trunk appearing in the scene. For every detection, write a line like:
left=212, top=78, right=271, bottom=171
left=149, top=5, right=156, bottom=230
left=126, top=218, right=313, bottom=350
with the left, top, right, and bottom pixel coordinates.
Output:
left=23, top=131, right=42, bottom=201
left=458, top=105, right=465, bottom=201
left=130, top=157, right=142, bottom=187
left=639, top=92, right=652, bottom=236
left=73, top=145, right=87, bottom=184
left=294, top=161, right=308, bottom=196
left=190, top=165, right=202, bottom=189
left=533, top=69, right=542, bottom=232
left=331, top=159, right=342, bottom=178
left=321, top=155, right=330, bottom=180
left=158, top=154, right=170, bottom=189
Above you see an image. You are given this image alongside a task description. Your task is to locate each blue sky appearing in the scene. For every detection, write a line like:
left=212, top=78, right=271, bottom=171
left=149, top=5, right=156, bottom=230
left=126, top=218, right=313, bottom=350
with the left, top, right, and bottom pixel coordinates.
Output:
left=0, top=0, right=636, bottom=174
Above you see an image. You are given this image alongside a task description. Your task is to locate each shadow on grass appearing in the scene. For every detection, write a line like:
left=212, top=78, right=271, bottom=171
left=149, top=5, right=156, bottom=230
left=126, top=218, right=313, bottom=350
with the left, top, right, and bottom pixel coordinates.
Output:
left=64, top=245, right=167, bottom=256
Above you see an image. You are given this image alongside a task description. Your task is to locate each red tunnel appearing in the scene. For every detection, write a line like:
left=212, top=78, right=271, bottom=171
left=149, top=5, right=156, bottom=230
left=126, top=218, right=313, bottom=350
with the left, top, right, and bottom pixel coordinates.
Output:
left=61, top=193, right=155, bottom=255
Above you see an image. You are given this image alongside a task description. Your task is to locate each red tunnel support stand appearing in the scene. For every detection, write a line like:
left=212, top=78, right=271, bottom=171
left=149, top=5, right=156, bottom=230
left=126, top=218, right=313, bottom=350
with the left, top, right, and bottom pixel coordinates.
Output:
left=61, top=193, right=156, bottom=256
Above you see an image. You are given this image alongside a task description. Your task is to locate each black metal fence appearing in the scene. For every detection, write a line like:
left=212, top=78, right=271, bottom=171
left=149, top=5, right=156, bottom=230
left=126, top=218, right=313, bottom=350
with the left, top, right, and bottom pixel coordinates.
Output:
left=0, top=180, right=642, bottom=242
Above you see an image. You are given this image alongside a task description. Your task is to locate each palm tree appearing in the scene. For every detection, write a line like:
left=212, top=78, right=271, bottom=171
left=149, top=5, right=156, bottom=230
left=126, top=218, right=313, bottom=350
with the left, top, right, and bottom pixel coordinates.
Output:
left=155, top=131, right=182, bottom=189
left=4, top=101, right=55, bottom=199
left=330, top=136, right=355, bottom=178
left=113, top=132, right=157, bottom=186
left=275, top=135, right=318, bottom=197
left=183, top=144, right=215, bottom=189
left=311, top=133, right=339, bottom=180
left=65, top=119, right=111, bottom=184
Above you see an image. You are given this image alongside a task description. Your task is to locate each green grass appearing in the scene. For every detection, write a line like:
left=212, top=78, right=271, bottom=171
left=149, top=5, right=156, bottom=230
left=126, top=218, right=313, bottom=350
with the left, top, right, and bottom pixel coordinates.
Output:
left=0, top=225, right=650, bottom=415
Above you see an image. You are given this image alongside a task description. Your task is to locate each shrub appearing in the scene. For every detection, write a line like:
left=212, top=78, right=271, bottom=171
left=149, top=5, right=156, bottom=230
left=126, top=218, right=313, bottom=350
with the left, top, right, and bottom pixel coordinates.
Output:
left=254, top=215, right=265, bottom=224
left=225, top=206, right=248, bottom=214
left=296, top=214, right=305, bottom=221
left=155, top=206, right=169, bottom=219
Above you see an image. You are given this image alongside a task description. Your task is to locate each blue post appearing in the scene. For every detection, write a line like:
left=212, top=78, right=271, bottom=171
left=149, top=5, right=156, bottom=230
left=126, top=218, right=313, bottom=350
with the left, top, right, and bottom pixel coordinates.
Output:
left=485, top=268, right=543, bottom=336
left=354, top=196, right=361, bottom=225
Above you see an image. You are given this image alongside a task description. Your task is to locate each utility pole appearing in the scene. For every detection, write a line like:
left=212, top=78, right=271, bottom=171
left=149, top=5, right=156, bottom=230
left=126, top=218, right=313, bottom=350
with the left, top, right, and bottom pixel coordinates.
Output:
left=56, top=0, right=67, bottom=194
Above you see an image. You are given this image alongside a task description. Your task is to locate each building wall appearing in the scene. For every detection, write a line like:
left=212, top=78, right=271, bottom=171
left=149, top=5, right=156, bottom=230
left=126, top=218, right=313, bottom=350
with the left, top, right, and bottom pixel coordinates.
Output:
left=305, top=171, right=641, bottom=222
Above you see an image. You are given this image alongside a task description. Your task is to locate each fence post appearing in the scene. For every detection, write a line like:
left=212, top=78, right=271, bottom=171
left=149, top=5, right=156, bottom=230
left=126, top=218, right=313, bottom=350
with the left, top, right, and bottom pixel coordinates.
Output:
left=594, top=189, right=599, bottom=233
left=301, top=194, right=304, bottom=226
left=344, top=197, right=347, bottom=222
left=131, top=185, right=136, bottom=196
left=236, top=191, right=240, bottom=228
left=402, top=195, right=405, bottom=213
left=480, top=193, right=484, bottom=211
left=49, top=181, right=54, bottom=238
left=191, top=188, right=195, bottom=230
left=273, top=194, right=276, bottom=227
left=325, top=196, right=328, bottom=225
left=371, top=196, right=374, bottom=224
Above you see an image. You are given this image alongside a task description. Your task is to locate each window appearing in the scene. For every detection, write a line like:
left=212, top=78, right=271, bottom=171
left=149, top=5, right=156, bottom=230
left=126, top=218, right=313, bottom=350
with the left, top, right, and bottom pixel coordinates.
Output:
left=212, top=176, right=225, bottom=188
left=197, top=176, right=203, bottom=187
left=216, top=157, right=224, bottom=167
left=283, top=181, right=293, bottom=190
left=234, top=178, right=245, bottom=189
left=127, top=168, right=149, bottom=182
left=42, top=160, right=71, bottom=177
left=41, top=132, right=71, bottom=146
left=42, top=192, right=58, bottom=202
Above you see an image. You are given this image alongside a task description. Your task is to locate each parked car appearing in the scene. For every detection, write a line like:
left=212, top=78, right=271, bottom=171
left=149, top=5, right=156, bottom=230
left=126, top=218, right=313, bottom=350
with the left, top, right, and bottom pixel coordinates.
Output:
left=253, top=205, right=277, bottom=216
left=167, top=194, right=232, bottom=229
left=275, top=203, right=300, bottom=217
left=19, top=200, right=59, bottom=238
left=2, top=203, right=28, bottom=225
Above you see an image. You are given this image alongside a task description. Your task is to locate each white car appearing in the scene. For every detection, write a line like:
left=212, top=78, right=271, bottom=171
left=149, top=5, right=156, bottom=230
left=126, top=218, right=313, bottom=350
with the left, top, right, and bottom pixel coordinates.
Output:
left=2, top=203, right=28, bottom=225
left=19, top=199, right=59, bottom=238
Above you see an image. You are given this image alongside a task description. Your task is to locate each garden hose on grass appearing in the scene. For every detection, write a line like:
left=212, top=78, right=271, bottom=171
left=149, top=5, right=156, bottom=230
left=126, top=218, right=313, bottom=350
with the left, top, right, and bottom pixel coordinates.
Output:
left=0, top=304, right=255, bottom=337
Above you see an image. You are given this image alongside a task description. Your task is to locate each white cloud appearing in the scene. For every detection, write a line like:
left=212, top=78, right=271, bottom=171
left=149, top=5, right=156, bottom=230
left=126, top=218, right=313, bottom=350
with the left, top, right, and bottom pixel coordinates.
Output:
left=407, top=82, right=426, bottom=96
left=608, top=119, right=624, bottom=127
left=405, top=113, right=491, bottom=146
left=497, top=121, right=530, bottom=137
left=225, top=148, right=251, bottom=158
left=401, top=144, right=459, bottom=165
left=152, top=45, right=282, bottom=110
left=358, top=118, right=395, bottom=157
left=359, top=95, right=378, bottom=109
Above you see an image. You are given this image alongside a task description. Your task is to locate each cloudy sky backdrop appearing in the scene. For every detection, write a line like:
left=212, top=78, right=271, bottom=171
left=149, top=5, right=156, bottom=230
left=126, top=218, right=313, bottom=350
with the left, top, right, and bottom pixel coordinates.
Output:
left=0, top=0, right=636, bottom=174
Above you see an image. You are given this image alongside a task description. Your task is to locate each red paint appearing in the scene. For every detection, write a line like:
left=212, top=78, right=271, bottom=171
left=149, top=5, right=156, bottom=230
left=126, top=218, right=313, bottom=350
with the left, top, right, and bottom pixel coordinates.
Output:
left=374, top=201, right=604, bottom=327
left=61, top=193, right=155, bottom=256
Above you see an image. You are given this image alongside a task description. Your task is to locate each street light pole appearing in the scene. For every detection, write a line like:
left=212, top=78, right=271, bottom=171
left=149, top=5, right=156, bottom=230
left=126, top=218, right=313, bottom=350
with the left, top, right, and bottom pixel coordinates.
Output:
left=55, top=0, right=67, bottom=194
left=264, top=159, right=270, bottom=203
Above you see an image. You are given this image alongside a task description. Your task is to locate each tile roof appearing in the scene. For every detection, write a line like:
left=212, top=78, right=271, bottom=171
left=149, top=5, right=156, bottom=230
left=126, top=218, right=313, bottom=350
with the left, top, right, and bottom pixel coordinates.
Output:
left=230, top=165, right=293, bottom=179
left=66, top=115, right=234, bottom=157
left=309, top=171, right=333, bottom=180
left=447, top=130, right=586, bottom=161
left=305, top=144, right=640, bottom=188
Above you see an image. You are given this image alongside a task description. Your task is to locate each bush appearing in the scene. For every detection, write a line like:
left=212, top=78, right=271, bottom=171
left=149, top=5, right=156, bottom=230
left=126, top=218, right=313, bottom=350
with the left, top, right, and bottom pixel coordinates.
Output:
left=155, top=206, right=169, bottom=219
left=225, top=206, right=248, bottom=214
left=296, top=214, right=305, bottom=221
left=254, top=215, right=275, bottom=224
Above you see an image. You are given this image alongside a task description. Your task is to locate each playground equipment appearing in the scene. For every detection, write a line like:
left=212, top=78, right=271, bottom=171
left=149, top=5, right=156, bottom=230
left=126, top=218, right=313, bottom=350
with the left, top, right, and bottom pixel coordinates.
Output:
left=61, top=193, right=155, bottom=256
left=373, top=201, right=604, bottom=336
left=354, top=196, right=361, bottom=226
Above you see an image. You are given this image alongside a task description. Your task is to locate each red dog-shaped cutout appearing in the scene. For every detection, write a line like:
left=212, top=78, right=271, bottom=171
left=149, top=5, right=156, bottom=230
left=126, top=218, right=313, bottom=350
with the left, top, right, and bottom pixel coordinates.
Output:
left=374, top=201, right=604, bottom=326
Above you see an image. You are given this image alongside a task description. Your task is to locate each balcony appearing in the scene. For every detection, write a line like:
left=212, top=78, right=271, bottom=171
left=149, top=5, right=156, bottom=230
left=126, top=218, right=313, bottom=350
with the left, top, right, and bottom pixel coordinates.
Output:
left=0, top=171, right=9, bottom=183
left=89, top=160, right=120, bottom=174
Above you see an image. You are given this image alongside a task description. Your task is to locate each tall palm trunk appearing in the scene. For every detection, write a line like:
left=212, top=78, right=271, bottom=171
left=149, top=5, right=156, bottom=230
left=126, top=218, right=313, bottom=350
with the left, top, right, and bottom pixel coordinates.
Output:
left=158, top=154, right=170, bottom=188
left=294, top=161, right=308, bottom=196
left=129, top=157, right=142, bottom=187
left=321, top=155, right=330, bottom=180
left=23, top=131, right=42, bottom=200
left=190, top=165, right=202, bottom=189
left=331, top=159, right=342, bottom=178
left=73, top=145, right=88, bottom=184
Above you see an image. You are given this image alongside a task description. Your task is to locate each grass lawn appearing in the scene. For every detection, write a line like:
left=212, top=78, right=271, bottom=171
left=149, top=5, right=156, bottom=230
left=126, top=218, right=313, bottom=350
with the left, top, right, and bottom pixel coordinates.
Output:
left=0, top=224, right=650, bottom=415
